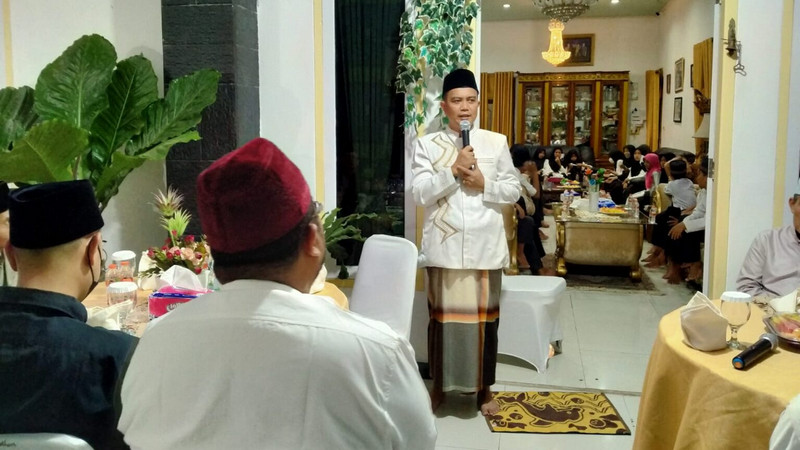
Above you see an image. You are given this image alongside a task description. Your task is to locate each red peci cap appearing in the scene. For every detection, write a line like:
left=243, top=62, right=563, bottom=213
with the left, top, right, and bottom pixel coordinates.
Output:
left=196, top=138, right=311, bottom=254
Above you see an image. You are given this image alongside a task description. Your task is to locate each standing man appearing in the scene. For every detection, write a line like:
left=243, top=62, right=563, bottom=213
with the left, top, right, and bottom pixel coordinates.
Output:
left=0, top=180, right=136, bottom=449
left=736, top=178, right=800, bottom=299
left=412, top=68, right=520, bottom=416
left=119, top=138, right=436, bottom=449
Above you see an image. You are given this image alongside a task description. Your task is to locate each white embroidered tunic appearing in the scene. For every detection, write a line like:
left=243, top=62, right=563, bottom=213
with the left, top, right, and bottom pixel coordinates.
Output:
left=411, top=127, right=520, bottom=270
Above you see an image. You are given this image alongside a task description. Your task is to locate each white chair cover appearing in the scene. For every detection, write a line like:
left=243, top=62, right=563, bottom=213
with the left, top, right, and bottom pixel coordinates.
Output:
left=499, top=275, right=567, bottom=372
left=349, top=235, right=418, bottom=338
left=770, top=394, right=800, bottom=450
left=0, top=433, right=93, bottom=449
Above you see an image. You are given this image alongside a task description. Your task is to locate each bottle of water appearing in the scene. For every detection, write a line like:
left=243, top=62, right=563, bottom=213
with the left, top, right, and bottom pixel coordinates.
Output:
left=648, top=205, right=657, bottom=224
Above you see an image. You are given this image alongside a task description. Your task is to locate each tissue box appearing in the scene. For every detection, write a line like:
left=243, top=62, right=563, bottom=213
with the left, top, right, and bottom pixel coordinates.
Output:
left=148, top=291, right=197, bottom=319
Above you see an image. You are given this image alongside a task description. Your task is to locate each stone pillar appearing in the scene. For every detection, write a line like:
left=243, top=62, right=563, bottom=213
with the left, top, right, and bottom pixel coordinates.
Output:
left=161, top=0, right=259, bottom=234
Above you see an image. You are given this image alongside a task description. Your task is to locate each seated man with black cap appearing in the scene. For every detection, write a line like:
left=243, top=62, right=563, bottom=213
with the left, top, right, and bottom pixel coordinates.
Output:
left=0, top=180, right=136, bottom=449
left=119, top=138, right=436, bottom=450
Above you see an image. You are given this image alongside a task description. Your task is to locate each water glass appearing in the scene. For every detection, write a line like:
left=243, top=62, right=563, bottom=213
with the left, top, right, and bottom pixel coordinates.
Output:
left=720, top=291, right=752, bottom=349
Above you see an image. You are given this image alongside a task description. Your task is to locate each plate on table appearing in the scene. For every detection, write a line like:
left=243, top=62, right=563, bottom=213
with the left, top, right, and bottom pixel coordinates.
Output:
left=763, top=313, right=800, bottom=348
left=599, top=207, right=627, bottom=216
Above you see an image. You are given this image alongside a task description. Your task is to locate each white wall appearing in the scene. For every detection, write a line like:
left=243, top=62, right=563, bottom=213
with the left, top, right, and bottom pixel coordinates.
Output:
left=481, top=16, right=660, bottom=147
left=5, top=0, right=166, bottom=261
left=723, top=1, right=790, bottom=289
left=257, top=0, right=337, bottom=206
left=657, top=0, right=714, bottom=152
left=785, top=0, right=800, bottom=225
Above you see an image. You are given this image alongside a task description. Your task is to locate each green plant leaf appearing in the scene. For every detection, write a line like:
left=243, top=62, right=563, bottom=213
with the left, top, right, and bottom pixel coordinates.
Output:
left=93, top=151, right=147, bottom=210
left=128, top=69, right=220, bottom=154
left=34, top=34, right=117, bottom=129
left=136, top=130, right=200, bottom=161
left=0, top=120, right=88, bottom=183
left=89, top=55, right=159, bottom=169
left=0, top=86, right=38, bottom=151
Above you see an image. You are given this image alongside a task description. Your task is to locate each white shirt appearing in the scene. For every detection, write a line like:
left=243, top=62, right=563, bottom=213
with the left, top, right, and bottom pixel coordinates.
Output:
left=737, top=225, right=800, bottom=299
left=541, top=159, right=567, bottom=178
left=412, top=127, right=520, bottom=270
left=683, top=187, right=707, bottom=233
left=664, top=178, right=696, bottom=210
left=119, top=280, right=436, bottom=450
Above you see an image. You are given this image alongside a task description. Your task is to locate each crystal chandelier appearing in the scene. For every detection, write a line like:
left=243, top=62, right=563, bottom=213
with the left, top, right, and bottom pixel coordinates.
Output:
left=534, top=0, right=597, bottom=66
left=541, top=19, right=571, bottom=66
left=533, top=0, right=598, bottom=23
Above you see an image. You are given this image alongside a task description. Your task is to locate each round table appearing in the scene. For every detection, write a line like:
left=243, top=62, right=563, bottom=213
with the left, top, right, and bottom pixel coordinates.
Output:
left=634, top=303, right=800, bottom=449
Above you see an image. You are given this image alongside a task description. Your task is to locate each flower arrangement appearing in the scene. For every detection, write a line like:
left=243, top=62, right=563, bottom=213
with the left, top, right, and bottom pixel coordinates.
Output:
left=141, top=187, right=211, bottom=277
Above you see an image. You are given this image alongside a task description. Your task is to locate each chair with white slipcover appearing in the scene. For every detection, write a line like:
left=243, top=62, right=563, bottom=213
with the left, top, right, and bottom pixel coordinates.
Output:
left=349, top=234, right=418, bottom=339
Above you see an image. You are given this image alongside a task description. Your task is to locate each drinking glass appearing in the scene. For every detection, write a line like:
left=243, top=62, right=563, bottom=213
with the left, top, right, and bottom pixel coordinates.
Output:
left=720, top=291, right=752, bottom=350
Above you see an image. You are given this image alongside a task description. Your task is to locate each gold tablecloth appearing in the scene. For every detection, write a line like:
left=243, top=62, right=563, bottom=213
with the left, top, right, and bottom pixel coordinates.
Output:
left=634, top=303, right=800, bottom=450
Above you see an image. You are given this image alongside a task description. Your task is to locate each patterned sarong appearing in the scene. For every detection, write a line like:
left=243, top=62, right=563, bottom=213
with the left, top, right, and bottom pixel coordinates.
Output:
left=426, top=267, right=501, bottom=392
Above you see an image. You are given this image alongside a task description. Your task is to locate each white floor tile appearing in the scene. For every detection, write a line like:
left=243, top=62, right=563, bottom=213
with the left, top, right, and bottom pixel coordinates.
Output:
left=434, top=393, right=501, bottom=450
left=581, top=351, right=650, bottom=393
left=623, top=395, right=641, bottom=429
left=571, top=292, right=660, bottom=355
left=498, top=431, right=635, bottom=450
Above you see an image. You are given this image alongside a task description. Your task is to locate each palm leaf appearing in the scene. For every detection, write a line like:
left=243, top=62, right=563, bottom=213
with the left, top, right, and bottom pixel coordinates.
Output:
left=34, top=34, right=116, bottom=129
left=0, top=120, right=88, bottom=183
left=128, top=69, right=220, bottom=154
left=0, top=86, right=38, bottom=150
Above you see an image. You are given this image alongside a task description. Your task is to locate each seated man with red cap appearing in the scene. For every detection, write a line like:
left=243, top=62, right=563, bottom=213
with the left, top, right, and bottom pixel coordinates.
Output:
left=412, top=68, right=521, bottom=416
left=0, top=180, right=136, bottom=449
left=118, top=138, right=436, bottom=449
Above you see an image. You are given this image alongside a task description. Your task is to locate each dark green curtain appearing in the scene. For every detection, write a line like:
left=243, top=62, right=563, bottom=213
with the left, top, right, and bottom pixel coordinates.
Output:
left=335, top=0, right=405, bottom=218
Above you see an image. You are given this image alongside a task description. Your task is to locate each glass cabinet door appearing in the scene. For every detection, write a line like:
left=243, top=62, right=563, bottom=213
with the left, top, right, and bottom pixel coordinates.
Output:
left=523, top=85, right=543, bottom=145
left=600, top=83, right=621, bottom=154
left=550, top=85, right=569, bottom=145
left=573, top=84, right=593, bottom=147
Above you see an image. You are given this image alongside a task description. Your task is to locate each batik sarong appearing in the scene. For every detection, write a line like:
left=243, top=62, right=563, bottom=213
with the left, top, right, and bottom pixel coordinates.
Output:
left=427, top=267, right=501, bottom=392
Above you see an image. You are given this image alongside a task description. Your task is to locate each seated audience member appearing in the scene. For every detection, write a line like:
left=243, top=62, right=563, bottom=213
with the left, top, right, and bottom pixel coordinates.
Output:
left=542, top=147, right=567, bottom=178
left=118, top=138, right=436, bottom=450
left=0, top=180, right=136, bottom=450
left=646, top=159, right=696, bottom=268
left=533, top=146, right=547, bottom=173
left=662, top=157, right=709, bottom=284
left=564, top=148, right=590, bottom=183
left=531, top=147, right=550, bottom=225
left=736, top=179, right=800, bottom=299
left=623, top=144, right=648, bottom=195
left=510, top=145, right=551, bottom=275
left=603, top=150, right=628, bottom=205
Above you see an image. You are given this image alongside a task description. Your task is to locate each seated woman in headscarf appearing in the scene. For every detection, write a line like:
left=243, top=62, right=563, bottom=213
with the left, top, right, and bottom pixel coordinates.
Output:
left=631, top=152, right=663, bottom=215
left=623, top=144, right=649, bottom=196
left=603, top=150, right=629, bottom=205
left=533, top=147, right=548, bottom=174
left=564, top=148, right=591, bottom=183
left=541, top=147, right=567, bottom=178
left=531, top=146, right=549, bottom=228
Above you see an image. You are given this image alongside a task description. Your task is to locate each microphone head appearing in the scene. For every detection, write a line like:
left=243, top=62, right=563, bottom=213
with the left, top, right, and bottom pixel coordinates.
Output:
left=459, top=120, right=471, bottom=131
left=762, top=333, right=779, bottom=350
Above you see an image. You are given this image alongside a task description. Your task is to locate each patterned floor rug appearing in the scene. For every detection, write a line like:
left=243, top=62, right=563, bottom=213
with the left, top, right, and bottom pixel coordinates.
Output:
left=541, top=255, right=662, bottom=294
left=487, top=391, right=631, bottom=435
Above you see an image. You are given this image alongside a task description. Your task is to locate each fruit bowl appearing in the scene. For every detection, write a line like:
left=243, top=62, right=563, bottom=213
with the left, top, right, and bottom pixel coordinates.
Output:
left=763, top=313, right=800, bottom=348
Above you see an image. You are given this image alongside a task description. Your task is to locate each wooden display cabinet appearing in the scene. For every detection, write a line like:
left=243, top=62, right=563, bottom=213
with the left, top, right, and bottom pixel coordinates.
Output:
left=515, top=71, right=629, bottom=160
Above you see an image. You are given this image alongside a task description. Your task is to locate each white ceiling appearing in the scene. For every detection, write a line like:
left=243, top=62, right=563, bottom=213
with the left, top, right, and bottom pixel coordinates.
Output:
left=481, top=0, right=672, bottom=22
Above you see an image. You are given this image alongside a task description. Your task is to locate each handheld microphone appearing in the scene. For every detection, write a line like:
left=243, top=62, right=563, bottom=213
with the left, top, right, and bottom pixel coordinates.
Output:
left=459, top=120, right=471, bottom=148
left=732, top=333, right=778, bottom=370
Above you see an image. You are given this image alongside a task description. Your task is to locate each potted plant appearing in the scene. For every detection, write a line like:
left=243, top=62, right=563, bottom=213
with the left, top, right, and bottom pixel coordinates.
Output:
left=0, top=34, right=220, bottom=211
left=320, top=208, right=376, bottom=279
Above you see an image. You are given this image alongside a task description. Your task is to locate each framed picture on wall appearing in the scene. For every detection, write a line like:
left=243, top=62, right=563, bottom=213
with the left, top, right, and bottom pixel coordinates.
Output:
left=561, top=34, right=595, bottom=66
left=666, top=74, right=671, bottom=94
left=673, top=97, right=682, bottom=123
left=675, top=58, right=685, bottom=93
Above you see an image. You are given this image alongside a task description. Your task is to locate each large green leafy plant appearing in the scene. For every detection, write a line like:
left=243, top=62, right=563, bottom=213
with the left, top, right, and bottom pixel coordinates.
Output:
left=395, top=0, right=479, bottom=130
left=321, top=208, right=376, bottom=279
left=0, top=34, right=220, bottom=210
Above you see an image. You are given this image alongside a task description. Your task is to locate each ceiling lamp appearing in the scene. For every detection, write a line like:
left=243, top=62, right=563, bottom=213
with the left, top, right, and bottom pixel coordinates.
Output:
left=533, top=0, right=598, bottom=23
left=534, top=0, right=597, bottom=66
left=541, top=19, right=571, bottom=66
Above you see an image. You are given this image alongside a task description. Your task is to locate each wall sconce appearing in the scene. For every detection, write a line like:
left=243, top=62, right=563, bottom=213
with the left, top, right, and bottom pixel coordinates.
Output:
left=722, top=18, right=746, bottom=75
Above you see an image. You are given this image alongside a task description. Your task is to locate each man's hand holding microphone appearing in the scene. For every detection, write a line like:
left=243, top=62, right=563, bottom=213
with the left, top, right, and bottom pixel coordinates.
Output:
left=451, top=120, right=485, bottom=191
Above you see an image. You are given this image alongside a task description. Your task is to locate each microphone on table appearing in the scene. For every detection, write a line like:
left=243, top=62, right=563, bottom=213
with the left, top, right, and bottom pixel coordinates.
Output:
left=732, top=333, right=778, bottom=370
left=460, top=120, right=475, bottom=170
